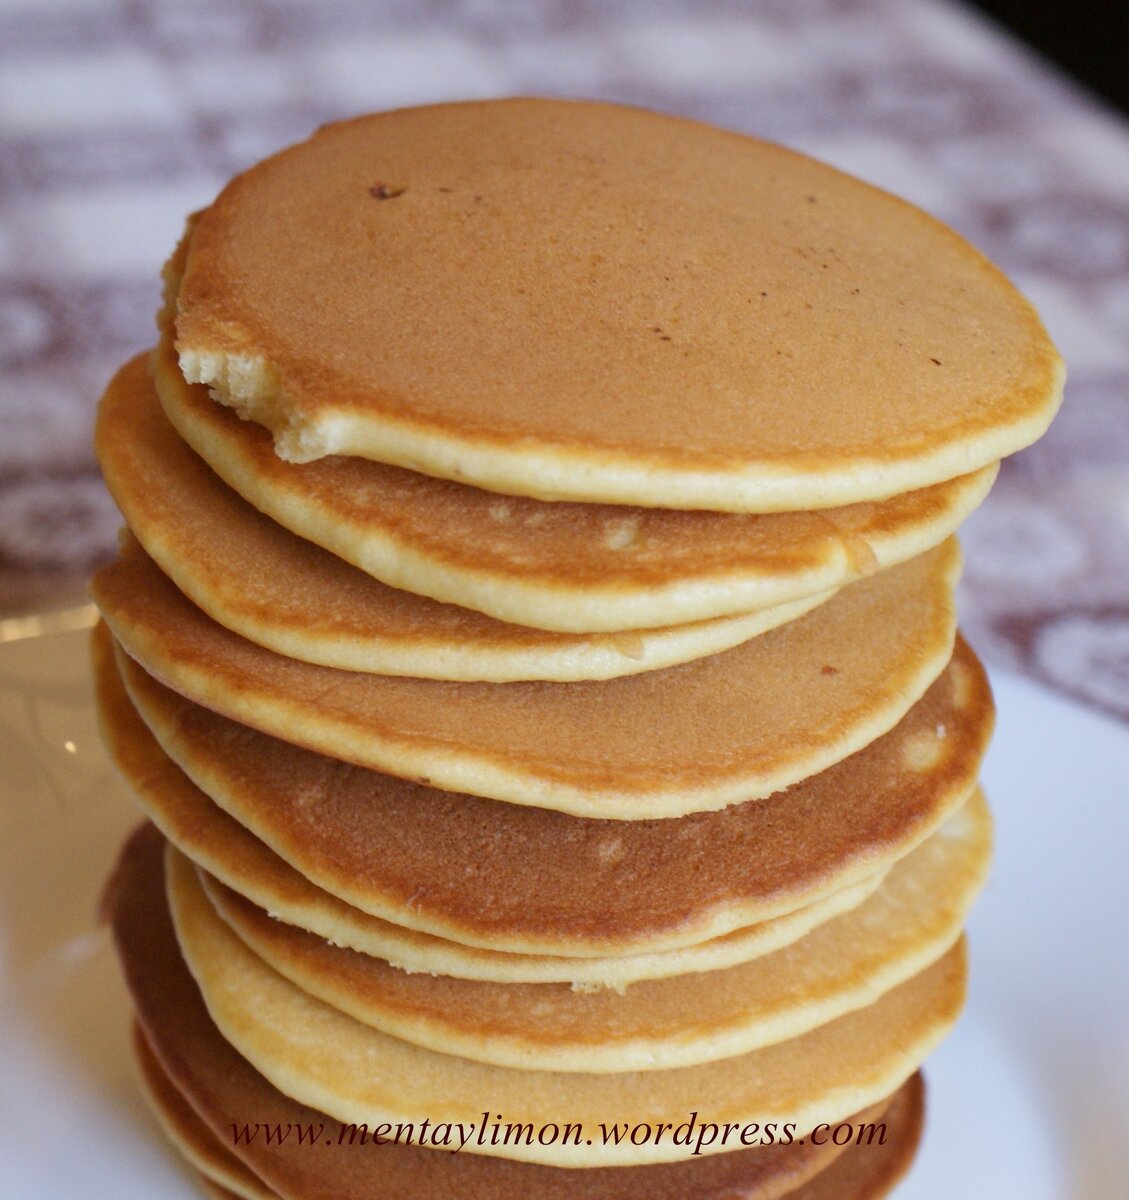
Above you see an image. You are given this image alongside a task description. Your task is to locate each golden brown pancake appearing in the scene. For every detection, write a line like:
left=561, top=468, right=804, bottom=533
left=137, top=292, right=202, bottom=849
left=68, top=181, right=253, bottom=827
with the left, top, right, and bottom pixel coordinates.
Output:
left=133, top=1011, right=921, bottom=1200
left=152, top=332, right=995, bottom=634
left=92, top=538, right=960, bottom=819
left=172, top=100, right=1062, bottom=511
left=166, top=834, right=964, bottom=1167
left=132, top=1023, right=274, bottom=1200
left=199, top=1180, right=244, bottom=1200
left=782, top=1076, right=922, bottom=1200
left=112, top=825, right=923, bottom=1199
left=93, top=621, right=883, bottom=981
left=97, top=623, right=991, bottom=956
left=93, top=618, right=879, bottom=983
left=99, top=356, right=840, bottom=678
left=195, top=790, right=989, bottom=1072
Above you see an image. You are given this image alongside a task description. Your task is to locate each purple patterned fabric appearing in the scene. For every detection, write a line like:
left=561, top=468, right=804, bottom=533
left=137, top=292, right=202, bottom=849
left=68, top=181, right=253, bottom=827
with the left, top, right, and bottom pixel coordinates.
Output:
left=2, top=0, right=1126, bottom=720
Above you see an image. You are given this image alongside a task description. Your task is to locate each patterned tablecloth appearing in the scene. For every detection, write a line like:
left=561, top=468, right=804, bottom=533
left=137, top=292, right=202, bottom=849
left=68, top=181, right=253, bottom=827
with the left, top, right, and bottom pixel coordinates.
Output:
left=1, top=0, right=1126, bottom=722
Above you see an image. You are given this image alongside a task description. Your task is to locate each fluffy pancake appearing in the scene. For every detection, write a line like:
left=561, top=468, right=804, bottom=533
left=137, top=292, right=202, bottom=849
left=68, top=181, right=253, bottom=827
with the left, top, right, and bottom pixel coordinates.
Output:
left=133, top=1017, right=921, bottom=1200
left=172, top=100, right=1062, bottom=511
left=166, top=833, right=965, bottom=1168
left=778, top=1077, right=922, bottom=1200
left=94, top=620, right=879, bottom=984
left=99, top=354, right=836, bottom=679
left=153, top=331, right=995, bottom=635
left=92, top=538, right=960, bottom=820
left=100, top=624, right=991, bottom=956
left=201, top=1181, right=243, bottom=1200
left=132, top=1024, right=273, bottom=1200
left=93, top=620, right=882, bottom=986
left=113, top=824, right=922, bottom=1199
left=201, top=1182, right=248, bottom=1200
left=196, top=790, right=989, bottom=1072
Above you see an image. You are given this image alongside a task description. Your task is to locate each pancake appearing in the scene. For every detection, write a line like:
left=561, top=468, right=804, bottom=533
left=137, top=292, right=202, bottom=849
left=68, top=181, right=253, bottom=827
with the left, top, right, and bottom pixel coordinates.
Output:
left=196, top=790, right=989, bottom=1072
left=132, top=1023, right=274, bottom=1200
left=98, top=623, right=990, bottom=956
left=113, top=826, right=922, bottom=1200
left=172, top=99, right=1062, bottom=512
left=200, top=1181, right=248, bottom=1200
left=93, top=620, right=880, bottom=983
left=153, top=330, right=995, bottom=635
left=166, top=832, right=965, bottom=1168
left=780, top=1077, right=922, bottom=1200
left=200, top=1181, right=244, bottom=1200
left=98, top=354, right=836, bottom=679
left=94, top=619, right=884, bottom=987
left=134, top=1022, right=921, bottom=1200
left=92, top=538, right=960, bottom=820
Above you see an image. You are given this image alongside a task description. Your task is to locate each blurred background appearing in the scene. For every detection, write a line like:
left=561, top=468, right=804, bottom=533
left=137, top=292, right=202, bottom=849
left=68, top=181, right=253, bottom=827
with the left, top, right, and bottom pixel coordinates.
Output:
left=973, top=0, right=1128, bottom=116
left=0, top=0, right=1127, bottom=722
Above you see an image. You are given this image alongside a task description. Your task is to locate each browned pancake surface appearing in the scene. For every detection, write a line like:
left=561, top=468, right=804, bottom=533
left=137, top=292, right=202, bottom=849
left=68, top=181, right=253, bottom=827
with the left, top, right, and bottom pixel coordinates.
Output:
left=92, top=539, right=959, bottom=819
left=98, top=354, right=853, bottom=677
left=132, top=1023, right=273, bottom=1200
left=98, top=624, right=991, bottom=954
left=144, top=1020, right=922, bottom=1200
left=108, top=823, right=918, bottom=1199
left=175, top=99, right=1061, bottom=511
left=93, top=619, right=881, bottom=981
left=151, top=334, right=995, bottom=634
left=194, top=791, right=987, bottom=1071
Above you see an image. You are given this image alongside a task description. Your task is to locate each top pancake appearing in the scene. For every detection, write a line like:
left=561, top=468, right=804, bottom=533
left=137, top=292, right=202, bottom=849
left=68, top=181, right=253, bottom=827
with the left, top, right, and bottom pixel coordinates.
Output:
left=173, top=98, right=1062, bottom=511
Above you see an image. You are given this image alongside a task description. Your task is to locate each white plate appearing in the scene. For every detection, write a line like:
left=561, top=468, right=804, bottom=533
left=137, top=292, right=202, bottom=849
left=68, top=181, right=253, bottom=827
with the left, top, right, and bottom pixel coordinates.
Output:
left=1, top=618, right=1126, bottom=1198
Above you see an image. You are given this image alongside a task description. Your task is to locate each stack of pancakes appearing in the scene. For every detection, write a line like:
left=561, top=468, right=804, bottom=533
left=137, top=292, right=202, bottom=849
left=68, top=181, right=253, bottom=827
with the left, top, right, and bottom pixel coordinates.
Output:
left=93, top=101, right=1062, bottom=1200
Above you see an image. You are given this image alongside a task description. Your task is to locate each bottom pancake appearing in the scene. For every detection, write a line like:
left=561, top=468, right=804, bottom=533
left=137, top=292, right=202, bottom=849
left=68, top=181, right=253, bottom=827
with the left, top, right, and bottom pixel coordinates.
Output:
left=199, top=1180, right=252, bottom=1200
left=166, top=833, right=961, bottom=1168
left=199, top=1180, right=246, bottom=1200
left=112, top=822, right=925, bottom=1197
left=129, top=984, right=923, bottom=1200
left=133, top=1022, right=273, bottom=1200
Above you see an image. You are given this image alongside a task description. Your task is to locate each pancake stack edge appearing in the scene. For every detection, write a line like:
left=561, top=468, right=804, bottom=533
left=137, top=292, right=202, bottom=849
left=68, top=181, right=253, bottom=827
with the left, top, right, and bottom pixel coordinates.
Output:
left=92, top=99, right=1062, bottom=1200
